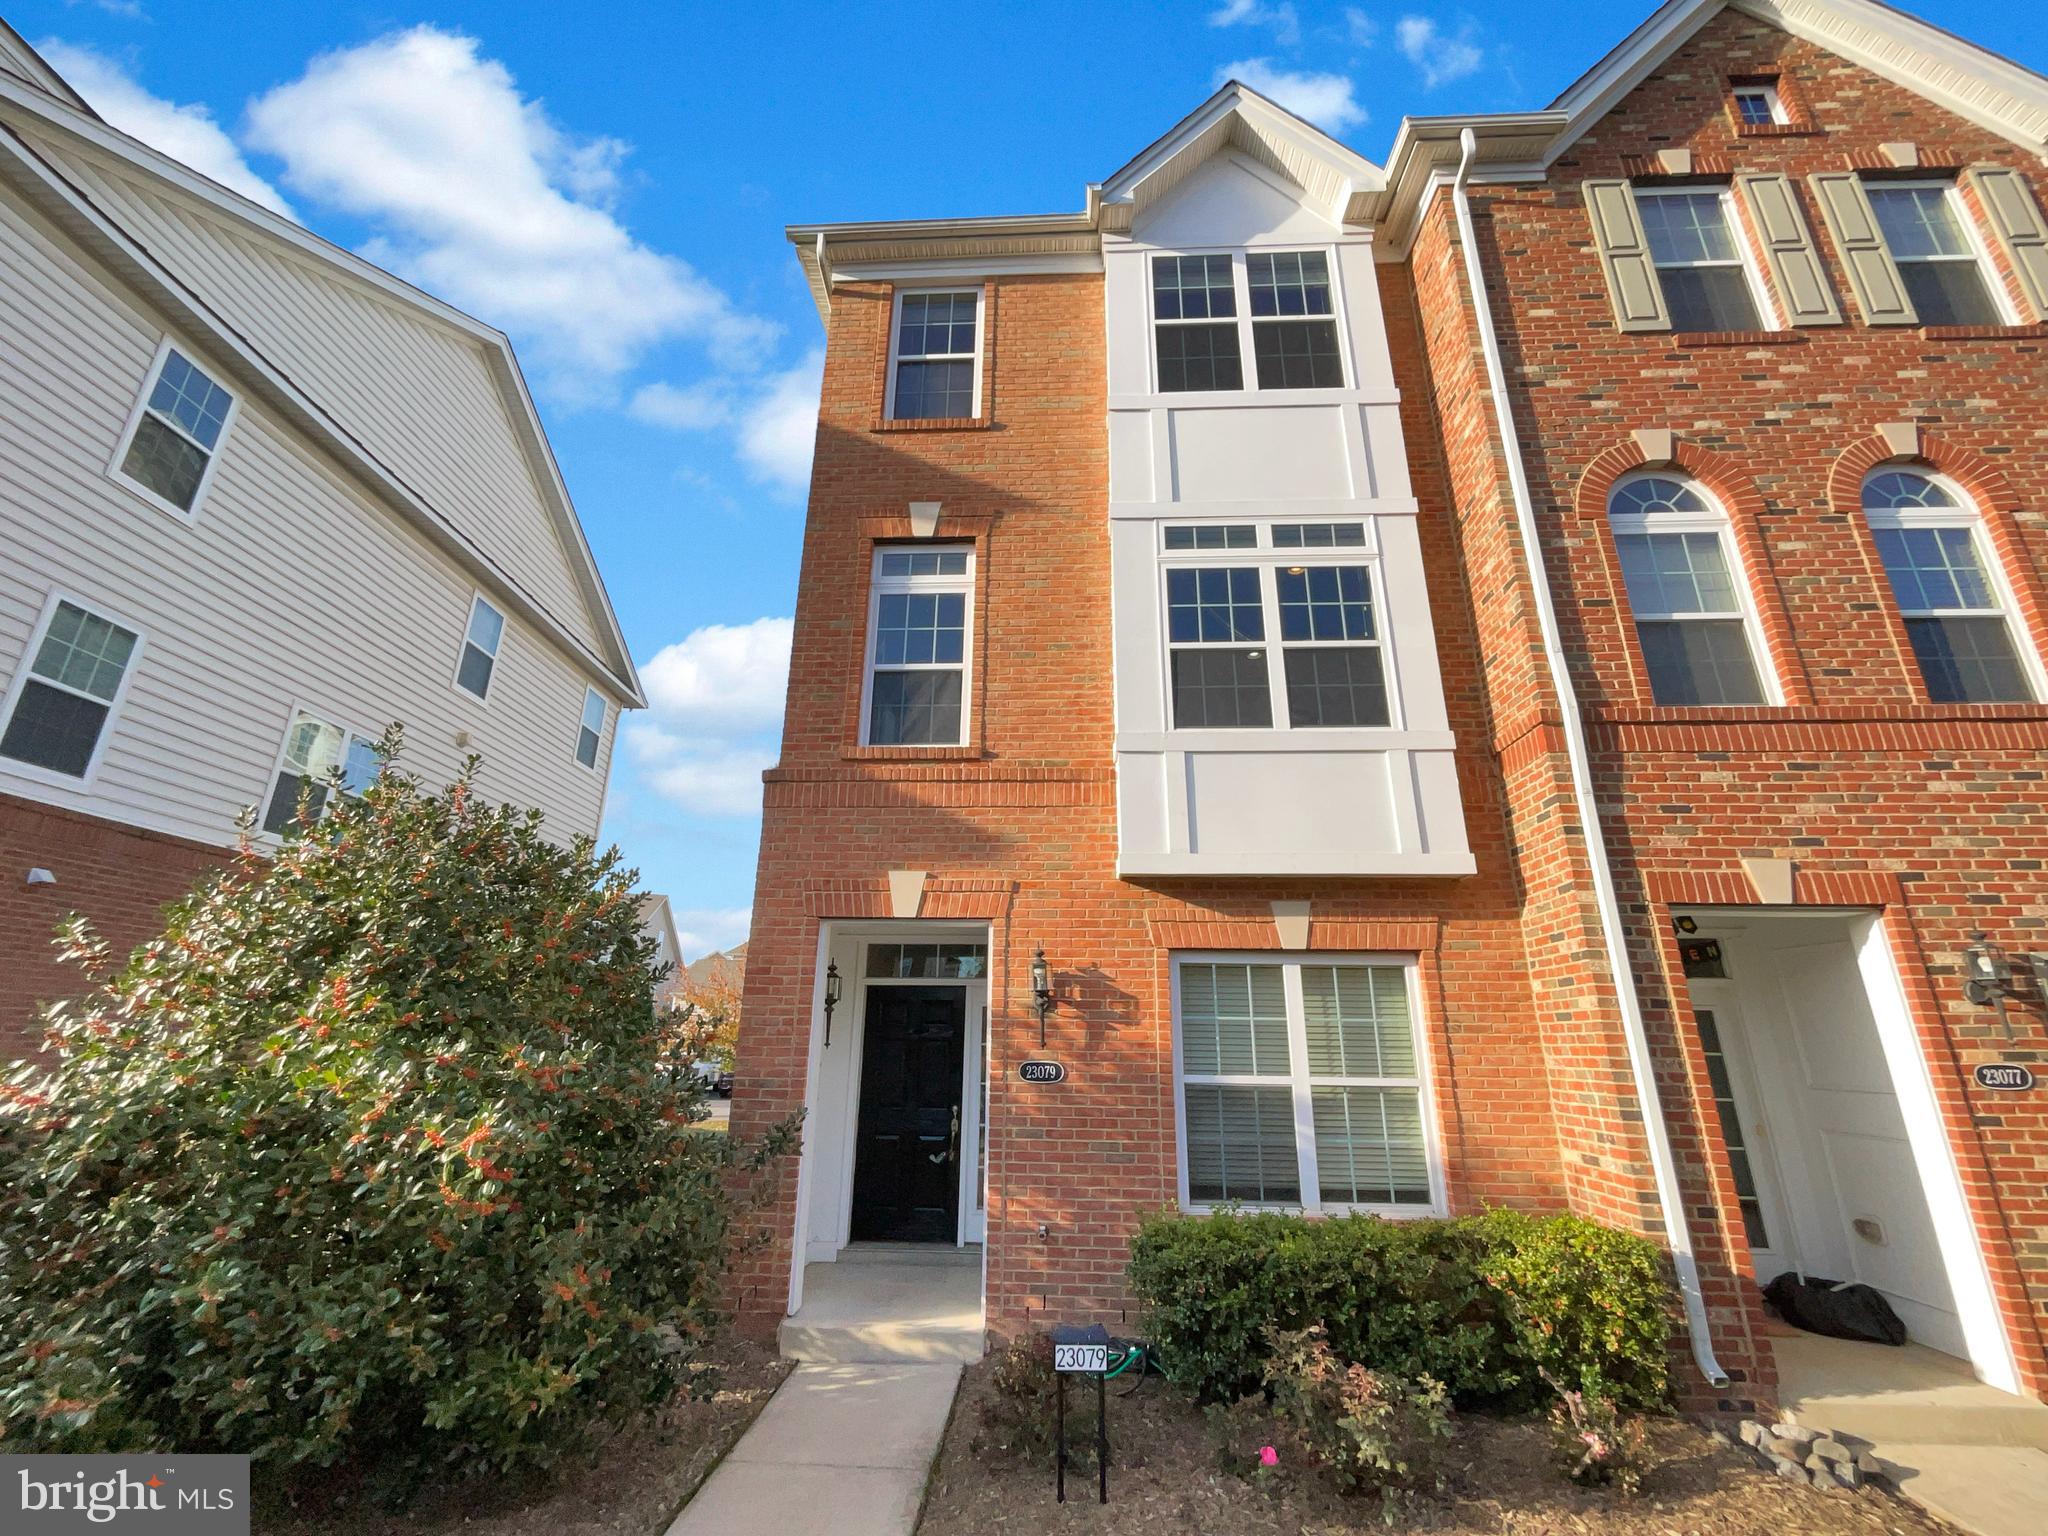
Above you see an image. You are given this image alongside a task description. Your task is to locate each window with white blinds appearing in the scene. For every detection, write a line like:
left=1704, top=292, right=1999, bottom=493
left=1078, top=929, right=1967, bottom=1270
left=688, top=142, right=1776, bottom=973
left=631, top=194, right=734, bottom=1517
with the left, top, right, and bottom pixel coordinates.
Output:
left=1174, top=956, right=1438, bottom=1214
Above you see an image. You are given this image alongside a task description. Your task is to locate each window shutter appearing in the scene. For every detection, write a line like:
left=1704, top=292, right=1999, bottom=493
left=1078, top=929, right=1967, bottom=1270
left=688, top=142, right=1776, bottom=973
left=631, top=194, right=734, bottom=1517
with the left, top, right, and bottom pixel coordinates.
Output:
left=1809, top=172, right=1917, bottom=324
left=1966, top=166, right=2048, bottom=320
left=1582, top=180, right=1670, bottom=331
left=1736, top=173, right=1842, bottom=325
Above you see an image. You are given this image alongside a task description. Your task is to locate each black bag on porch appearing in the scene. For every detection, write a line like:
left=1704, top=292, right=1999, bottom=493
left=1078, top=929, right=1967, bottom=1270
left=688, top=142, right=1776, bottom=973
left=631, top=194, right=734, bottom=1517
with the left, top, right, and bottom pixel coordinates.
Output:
left=1763, top=1271, right=1908, bottom=1346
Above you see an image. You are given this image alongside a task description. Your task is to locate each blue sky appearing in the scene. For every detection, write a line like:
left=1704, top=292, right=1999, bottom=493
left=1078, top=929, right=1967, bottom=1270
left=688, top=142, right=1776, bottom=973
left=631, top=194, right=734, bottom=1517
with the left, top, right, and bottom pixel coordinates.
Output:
left=15, top=0, right=2039, bottom=956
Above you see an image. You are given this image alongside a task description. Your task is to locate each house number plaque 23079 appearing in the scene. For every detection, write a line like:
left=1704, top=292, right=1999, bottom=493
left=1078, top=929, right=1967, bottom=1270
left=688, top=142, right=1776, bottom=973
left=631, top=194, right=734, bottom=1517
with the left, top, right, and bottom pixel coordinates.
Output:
left=1018, top=1060, right=1066, bottom=1083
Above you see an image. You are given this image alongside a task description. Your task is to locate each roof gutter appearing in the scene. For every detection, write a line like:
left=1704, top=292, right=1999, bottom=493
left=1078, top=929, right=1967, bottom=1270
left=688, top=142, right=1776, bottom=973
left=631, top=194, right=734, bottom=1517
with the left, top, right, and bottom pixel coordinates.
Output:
left=1450, top=128, right=1729, bottom=1392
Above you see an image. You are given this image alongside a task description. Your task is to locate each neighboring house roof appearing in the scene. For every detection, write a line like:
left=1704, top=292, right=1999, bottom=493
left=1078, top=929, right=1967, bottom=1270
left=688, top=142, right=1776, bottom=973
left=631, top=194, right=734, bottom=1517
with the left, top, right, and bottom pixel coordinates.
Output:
left=0, top=45, right=643, bottom=706
left=684, top=942, right=747, bottom=987
left=786, top=79, right=1382, bottom=320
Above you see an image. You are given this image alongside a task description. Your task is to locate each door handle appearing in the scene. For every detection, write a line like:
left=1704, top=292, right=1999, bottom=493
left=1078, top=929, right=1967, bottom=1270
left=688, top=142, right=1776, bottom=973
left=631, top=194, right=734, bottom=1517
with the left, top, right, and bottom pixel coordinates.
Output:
left=929, top=1103, right=961, bottom=1164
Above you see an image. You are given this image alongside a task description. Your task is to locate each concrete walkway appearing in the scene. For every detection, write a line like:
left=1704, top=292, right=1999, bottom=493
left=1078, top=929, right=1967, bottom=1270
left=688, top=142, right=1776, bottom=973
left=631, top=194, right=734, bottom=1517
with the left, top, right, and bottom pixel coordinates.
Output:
left=664, top=1360, right=960, bottom=1536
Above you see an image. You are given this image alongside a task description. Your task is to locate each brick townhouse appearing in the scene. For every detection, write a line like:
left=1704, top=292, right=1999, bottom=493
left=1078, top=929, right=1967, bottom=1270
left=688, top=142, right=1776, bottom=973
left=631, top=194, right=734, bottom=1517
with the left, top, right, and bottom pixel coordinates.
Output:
left=734, top=0, right=2048, bottom=1415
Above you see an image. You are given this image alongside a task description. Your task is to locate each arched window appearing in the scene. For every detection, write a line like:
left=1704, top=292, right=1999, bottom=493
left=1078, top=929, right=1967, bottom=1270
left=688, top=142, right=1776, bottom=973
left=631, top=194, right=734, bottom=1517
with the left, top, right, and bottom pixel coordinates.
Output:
left=1608, top=474, right=1769, bottom=705
left=1863, top=471, right=2036, bottom=703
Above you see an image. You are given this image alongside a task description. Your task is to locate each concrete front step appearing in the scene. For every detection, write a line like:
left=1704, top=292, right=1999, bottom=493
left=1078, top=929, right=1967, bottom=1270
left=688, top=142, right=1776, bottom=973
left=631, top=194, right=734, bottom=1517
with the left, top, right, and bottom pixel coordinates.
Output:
left=1777, top=1337, right=2048, bottom=1450
left=835, top=1241, right=981, bottom=1269
left=778, top=1316, right=984, bottom=1366
left=779, top=1255, right=985, bottom=1366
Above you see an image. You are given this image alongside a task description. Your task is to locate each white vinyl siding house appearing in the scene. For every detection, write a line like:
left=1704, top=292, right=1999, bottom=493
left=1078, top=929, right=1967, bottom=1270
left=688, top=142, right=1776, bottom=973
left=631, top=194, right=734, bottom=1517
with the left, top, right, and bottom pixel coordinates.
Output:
left=0, top=77, right=636, bottom=852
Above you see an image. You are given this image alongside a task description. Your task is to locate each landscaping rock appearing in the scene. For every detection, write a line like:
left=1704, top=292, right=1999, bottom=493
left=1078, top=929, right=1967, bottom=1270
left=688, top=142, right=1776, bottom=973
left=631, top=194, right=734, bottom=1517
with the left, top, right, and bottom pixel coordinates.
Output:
left=1810, top=1437, right=1852, bottom=1463
left=1773, top=1422, right=1819, bottom=1445
left=1773, top=1456, right=1808, bottom=1482
left=1739, top=1419, right=1765, bottom=1447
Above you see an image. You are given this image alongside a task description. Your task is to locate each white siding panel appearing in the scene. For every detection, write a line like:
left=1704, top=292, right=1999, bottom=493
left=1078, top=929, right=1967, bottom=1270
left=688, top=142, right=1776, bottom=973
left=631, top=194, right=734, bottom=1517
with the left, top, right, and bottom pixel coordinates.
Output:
left=0, top=187, right=613, bottom=848
left=23, top=135, right=606, bottom=654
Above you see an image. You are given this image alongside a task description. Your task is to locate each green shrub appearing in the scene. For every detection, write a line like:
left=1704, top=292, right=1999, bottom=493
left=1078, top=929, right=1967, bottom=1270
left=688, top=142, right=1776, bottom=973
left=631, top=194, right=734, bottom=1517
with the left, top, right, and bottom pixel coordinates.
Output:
left=1127, top=1208, right=1671, bottom=1410
left=1264, top=1326, right=1453, bottom=1513
left=0, top=734, right=794, bottom=1477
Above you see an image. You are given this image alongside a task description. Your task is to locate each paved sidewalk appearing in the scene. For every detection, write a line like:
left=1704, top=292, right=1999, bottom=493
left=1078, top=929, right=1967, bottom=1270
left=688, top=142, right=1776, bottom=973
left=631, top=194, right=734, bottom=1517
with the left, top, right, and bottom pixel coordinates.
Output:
left=665, top=1360, right=960, bottom=1536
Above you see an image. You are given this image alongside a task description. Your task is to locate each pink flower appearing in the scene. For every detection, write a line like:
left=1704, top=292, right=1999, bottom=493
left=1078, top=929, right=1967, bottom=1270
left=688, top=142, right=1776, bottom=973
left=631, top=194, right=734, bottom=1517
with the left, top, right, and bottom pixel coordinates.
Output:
left=1258, top=1445, right=1279, bottom=1467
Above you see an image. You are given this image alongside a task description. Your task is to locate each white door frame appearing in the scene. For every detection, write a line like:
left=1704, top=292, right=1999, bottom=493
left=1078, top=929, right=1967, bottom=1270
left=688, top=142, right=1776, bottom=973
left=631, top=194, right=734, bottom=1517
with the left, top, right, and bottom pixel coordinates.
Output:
left=1686, top=975, right=1799, bottom=1279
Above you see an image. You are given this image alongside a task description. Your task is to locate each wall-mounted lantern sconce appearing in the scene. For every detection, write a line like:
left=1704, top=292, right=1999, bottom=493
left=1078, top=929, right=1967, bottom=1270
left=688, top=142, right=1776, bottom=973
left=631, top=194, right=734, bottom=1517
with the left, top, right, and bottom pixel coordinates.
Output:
left=823, top=961, right=842, bottom=1048
left=1964, top=931, right=2020, bottom=1041
left=1031, top=946, right=1055, bottom=1047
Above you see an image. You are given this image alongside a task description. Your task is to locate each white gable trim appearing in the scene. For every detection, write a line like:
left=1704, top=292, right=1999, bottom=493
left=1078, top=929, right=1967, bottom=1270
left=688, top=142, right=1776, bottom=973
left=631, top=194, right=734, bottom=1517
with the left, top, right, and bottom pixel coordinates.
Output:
left=1544, top=0, right=2048, bottom=163
left=0, top=122, right=641, bottom=705
left=0, top=74, right=641, bottom=703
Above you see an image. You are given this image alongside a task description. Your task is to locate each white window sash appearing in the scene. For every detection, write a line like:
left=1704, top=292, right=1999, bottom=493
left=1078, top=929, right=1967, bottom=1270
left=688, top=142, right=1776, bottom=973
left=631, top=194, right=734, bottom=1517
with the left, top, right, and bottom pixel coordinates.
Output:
left=1733, top=85, right=1787, bottom=125
left=258, top=702, right=377, bottom=835
left=576, top=686, right=606, bottom=768
left=0, top=589, right=146, bottom=790
left=1636, top=187, right=1781, bottom=329
left=1159, top=529, right=1403, bottom=732
left=1609, top=482, right=1783, bottom=703
left=1874, top=181, right=2020, bottom=325
left=884, top=288, right=985, bottom=420
left=454, top=592, right=505, bottom=701
left=1147, top=244, right=1355, bottom=396
left=106, top=336, right=239, bottom=522
left=1171, top=951, right=1445, bottom=1218
left=857, top=546, right=976, bottom=747
left=1865, top=495, right=2048, bottom=697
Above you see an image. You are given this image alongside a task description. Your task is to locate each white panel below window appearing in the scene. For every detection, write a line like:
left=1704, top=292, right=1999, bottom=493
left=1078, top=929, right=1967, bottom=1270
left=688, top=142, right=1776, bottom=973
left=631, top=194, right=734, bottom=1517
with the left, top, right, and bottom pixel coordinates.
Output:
left=1170, top=405, right=1351, bottom=502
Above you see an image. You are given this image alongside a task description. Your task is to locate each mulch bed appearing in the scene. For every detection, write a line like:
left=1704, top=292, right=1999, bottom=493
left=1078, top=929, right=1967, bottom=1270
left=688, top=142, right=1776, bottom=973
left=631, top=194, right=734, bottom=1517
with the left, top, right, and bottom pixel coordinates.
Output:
left=918, top=1358, right=1964, bottom=1536
left=255, top=1336, right=788, bottom=1536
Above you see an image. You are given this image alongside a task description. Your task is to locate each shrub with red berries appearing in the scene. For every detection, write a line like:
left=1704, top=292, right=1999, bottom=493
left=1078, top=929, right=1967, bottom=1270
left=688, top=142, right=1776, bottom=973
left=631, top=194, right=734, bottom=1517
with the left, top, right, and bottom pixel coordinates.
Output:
left=0, top=729, right=792, bottom=1474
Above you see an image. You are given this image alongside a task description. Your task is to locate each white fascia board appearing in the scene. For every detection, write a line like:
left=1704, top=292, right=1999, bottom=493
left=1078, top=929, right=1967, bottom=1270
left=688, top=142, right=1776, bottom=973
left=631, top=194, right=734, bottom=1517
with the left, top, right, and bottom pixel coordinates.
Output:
left=0, top=125, right=640, bottom=704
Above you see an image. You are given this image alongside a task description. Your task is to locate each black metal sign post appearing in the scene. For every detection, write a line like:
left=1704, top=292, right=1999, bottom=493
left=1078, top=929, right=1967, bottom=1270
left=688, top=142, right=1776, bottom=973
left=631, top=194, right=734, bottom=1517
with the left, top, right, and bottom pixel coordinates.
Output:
left=1051, top=1324, right=1110, bottom=1504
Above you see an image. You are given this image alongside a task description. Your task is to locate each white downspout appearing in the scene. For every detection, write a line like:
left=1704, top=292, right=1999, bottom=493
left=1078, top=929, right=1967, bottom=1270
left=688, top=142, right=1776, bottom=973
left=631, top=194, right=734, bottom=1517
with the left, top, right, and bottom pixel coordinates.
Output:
left=1450, top=128, right=1729, bottom=1390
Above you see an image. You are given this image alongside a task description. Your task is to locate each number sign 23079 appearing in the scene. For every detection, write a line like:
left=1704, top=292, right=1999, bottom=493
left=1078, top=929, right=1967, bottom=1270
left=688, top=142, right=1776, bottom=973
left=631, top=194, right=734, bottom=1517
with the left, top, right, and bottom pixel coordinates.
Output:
left=1054, top=1343, right=1108, bottom=1374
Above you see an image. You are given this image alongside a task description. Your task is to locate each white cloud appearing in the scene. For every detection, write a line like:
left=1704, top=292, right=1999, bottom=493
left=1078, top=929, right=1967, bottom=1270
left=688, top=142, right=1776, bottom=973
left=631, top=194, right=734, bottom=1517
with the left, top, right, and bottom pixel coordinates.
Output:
left=36, top=40, right=293, bottom=215
left=242, top=26, right=776, bottom=394
left=640, top=618, right=793, bottom=733
left=1217, top=60, right=1366, bottom=133
left=628, top=617, right=792, bottom=818
left=670, top=906, right=754, bottom=961
left=1208, top=1, right=1300, bottom=47
left=629, top=349, right=823, bottom=495
left=1344, top=8, right=1380, bottom=47
left=1396, top=16, right=1483, bottom=88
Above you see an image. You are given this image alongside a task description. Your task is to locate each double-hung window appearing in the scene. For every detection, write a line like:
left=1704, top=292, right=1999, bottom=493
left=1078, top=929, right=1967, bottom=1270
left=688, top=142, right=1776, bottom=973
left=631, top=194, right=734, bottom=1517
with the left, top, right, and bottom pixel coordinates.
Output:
left=1863, top=470, right=2036, bottom=703
left=862, top=546, right=973, bottom=746
left=576, top=687, right=607, bottom=768
left=1175, top=955, right=1438, bottom=1213
left=115, top=344, right=235, bottom=516
left=1636, top=188, right=1769, bottom=332
left=1863, top=182, right=2004, bottom=327
left=456, top=595, right=505, bottom=700
left=1608, top=475, right=1771, bottom=706
left=0, top=597, right=141, bottom=780
left=1248, top=251, right=1343, bottom=388
left=262, top=709, right=379, bottom=834
left=1163, top=521, right=1389, bottom=730
left=888, top=290, right=981, bottom=420
left=1153, top=254, right=1242, bottom=392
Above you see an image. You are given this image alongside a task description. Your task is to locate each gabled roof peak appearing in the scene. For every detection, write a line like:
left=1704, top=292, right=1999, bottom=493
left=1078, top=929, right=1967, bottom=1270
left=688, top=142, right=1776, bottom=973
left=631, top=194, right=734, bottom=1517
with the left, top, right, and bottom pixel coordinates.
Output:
left=1095, top=80, right=1386, bottom=234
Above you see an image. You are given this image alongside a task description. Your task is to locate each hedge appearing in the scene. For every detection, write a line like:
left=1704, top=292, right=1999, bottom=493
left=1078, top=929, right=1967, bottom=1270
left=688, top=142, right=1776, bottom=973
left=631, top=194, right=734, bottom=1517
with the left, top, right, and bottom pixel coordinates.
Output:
left=1126, top=1207, right=1672, bottom=1410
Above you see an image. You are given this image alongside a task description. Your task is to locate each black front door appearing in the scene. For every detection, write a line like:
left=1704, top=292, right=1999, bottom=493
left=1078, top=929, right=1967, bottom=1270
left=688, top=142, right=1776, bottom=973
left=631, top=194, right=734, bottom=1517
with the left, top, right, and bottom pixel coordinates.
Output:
left=850, top=985, right=966, bottom=1243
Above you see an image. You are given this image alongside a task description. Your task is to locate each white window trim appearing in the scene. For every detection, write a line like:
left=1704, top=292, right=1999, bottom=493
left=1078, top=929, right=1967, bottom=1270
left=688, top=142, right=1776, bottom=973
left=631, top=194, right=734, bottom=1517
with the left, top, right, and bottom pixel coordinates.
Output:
left=575, top=686, right=607, bottom=770
left=1862, top=470, right=2047, bottom=701
left=452, top=591, right=506, bottom=703
left=255, top=700, right=379, bottom=839
left=1157, top=520, right=1406, bottom=734
left=1169, top=951, right=1447, bottom=1218
left=1732, top=83, right=1788, bottom=126
left=106, top=336, right=240, bottom=524
left=883, top=287, right=985, bottom=422
left=0, top=588, right=146, bottom=793
left=1147, top=245, right=1355, bottom=397
left=1609, top=471, right=1784, bottom=705
left=1871, top=179, right=2022, bottom=326
left=856, top=545, right=976, bottom=748
left=1635, top=185, right=1782, bottom=331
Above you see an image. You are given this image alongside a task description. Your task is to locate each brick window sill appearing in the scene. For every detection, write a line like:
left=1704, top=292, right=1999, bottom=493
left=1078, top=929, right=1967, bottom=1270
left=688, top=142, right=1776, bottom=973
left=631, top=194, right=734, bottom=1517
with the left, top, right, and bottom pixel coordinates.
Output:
left=1915, top=323, right=2048, bottom=342
left=839, top=744, right=985, bottom=762
left=1733, top=122, right=1820, bottom=138
left=1665, top=329, right=1806, bottom=347
left=870, top=415, right=996, bottom=433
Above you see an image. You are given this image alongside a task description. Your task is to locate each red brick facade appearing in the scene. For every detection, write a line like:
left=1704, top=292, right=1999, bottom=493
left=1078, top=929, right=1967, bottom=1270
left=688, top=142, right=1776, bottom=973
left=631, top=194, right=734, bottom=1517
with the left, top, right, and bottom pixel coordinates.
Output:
left=740, top=7, right=2048, bottom=1411
left=0, top=792, right=232, bottom=1059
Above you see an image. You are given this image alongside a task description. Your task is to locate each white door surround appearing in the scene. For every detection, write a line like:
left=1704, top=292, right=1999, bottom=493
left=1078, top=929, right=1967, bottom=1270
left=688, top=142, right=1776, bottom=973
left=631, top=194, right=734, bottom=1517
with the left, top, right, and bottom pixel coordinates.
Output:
left=786, top=919, right=992, bottom=1319
left=1676, top=907, right=2022, bottom=1393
